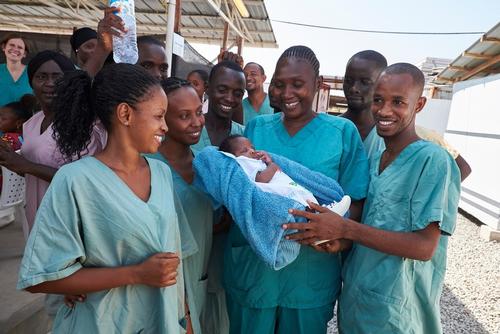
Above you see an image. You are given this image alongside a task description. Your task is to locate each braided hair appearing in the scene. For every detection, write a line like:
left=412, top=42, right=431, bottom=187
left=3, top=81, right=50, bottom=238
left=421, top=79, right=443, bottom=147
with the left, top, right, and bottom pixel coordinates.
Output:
left=52, top=63, right=160, bottom=160
left=160, top=77, right=192, bottom=95
left=277, top=45, right=320, bottom=77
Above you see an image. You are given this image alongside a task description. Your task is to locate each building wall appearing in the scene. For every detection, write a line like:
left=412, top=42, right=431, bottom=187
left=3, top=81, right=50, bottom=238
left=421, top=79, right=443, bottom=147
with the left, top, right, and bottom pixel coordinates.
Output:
left=416, top=98, right=452, bottom=135
left=445, top=74, right=500, bottom=230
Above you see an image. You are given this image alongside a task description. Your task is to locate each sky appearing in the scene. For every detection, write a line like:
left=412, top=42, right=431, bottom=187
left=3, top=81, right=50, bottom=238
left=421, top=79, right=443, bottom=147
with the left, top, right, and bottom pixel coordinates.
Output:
left=191, top=0, right=500, bottom=80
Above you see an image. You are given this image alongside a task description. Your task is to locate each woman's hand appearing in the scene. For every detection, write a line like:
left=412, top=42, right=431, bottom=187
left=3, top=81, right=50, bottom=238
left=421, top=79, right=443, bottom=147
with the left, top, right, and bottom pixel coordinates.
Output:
left=283, top=202, right=348, bottom=246
left=64, top=294, right=87, bottom=308
left=133, top=253, right=180, bottom=287
left=0, top=149, right=32, bottom=176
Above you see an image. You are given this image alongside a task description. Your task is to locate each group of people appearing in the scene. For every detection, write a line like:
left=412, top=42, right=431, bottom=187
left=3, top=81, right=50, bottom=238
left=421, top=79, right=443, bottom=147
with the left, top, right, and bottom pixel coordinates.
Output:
left=0, top=7, right=469, bottom=334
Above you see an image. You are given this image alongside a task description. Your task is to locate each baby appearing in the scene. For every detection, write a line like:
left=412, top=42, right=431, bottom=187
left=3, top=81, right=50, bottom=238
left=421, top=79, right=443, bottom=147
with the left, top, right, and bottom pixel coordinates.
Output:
left=219, top=134, right=350, bottom=244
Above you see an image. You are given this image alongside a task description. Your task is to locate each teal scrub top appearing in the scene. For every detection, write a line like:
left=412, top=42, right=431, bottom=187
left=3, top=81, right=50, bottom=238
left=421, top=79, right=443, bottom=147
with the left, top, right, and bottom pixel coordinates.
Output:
left=0, top=63, right=32, bottom=106
left=190, top=121, right=244, bottom=154
left=17, top=157, right=190, bottom=334
left=338, top=140, right=461, bottom=334
left=242, top=94, right=274, bottom=126
left=363, top=126, right=385, bottom=162
left=187, top=124, right=242, bottom=333
left=148, top=152, right=214, bottom=334
left=223, top=113, right=370, bottom=309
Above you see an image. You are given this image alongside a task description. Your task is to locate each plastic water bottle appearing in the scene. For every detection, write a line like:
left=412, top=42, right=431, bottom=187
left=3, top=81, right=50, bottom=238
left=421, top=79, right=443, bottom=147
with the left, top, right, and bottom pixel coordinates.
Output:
left=109, top=0, right=138, bottom=64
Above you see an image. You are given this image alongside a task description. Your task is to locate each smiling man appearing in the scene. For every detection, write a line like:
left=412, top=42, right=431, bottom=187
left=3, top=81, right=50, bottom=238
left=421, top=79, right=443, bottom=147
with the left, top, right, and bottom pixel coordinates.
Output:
left=242, top=62, right=273, bottom=125
left=190, top=60, right=246, bottom=153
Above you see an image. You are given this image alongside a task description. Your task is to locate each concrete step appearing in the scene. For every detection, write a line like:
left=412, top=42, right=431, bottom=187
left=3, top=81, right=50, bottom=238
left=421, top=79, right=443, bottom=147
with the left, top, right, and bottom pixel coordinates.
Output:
left=0, top=220, right=51, bottom=334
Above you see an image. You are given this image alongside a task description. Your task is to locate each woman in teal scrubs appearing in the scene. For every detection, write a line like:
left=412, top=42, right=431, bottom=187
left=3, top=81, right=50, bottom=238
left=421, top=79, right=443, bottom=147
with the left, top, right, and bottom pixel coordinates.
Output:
left=224, top=46, right=370, bottom=334
left=149, top=78, right=215, bottom=334
left=285, top=64, right=461, bottom=334
left=189, top=61, right=247, bottom=334
left=17, top=64, right=187, bottom=333
left=0, top=34, right=32, bottom=106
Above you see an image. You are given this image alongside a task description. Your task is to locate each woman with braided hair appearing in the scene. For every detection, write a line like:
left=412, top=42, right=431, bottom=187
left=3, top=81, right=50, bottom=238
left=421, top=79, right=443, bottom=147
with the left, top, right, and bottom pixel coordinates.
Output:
left=17, top=64, right=189, bottom=333
left=223, top=45, right=370, bottom=333
left=147, top=77, right=214, bottom=334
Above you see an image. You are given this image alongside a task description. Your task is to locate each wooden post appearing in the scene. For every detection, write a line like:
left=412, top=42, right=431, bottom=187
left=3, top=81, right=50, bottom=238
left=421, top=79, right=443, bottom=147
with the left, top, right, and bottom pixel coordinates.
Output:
left=174, top=0, right=182, bottom=33
left=222, top=22, right=229, bottom=50
left=236, top=36, right=243, bottom=56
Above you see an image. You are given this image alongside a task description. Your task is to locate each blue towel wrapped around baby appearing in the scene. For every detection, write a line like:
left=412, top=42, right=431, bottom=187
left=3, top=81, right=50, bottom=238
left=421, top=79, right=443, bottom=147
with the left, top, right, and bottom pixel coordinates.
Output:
left=193, top=146, right=344, bottom=270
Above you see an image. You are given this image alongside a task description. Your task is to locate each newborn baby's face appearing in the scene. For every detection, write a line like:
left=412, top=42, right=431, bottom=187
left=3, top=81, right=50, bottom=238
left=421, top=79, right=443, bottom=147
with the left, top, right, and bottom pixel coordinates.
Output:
left=232, top=137, right=257, bottom=158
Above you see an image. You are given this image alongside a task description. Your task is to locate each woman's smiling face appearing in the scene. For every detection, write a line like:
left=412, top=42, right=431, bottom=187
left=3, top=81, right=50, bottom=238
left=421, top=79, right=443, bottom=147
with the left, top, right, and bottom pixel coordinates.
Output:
left=165, top=86, right=204, bottom=146
left=2, top=38, right=27, bottom=63
left=272, top=57, right=319, bottom=120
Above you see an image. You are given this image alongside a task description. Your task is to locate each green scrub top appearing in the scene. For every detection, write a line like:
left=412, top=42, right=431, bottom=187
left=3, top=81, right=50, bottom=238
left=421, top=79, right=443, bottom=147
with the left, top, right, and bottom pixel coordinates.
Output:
left=242, top=94, right=274, bottom=126
left=0, top=63, right=33, bottom=106
left=17, top=157, right=190, bottom=334
left=188, top=123, right=243, bottom=334
left=363, top=126, right=385, bottom=162
left=190, top=121, right=244, bottom=154
left=148, top=152, right=214, bottom=334
left=223, top=113, right=369, bottom=309
left=338, top=140, right=461, bottom=334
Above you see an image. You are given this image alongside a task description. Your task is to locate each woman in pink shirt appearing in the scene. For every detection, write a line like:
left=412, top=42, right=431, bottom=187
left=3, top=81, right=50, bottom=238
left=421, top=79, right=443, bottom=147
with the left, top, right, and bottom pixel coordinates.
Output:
left=0, top=50, right=106, bottom=233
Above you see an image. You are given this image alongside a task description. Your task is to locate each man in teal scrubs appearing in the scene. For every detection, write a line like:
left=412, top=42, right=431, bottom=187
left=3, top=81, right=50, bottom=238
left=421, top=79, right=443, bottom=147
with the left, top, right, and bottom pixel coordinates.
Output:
left=241, top=62, right=273, bottom=126
left=286, top=63, right=461, bottom=334
left=339, top=50, right=387, bottom=159
left=191, top=60, right=245, bottom=153
left=340, top=51, right=472, bottom=181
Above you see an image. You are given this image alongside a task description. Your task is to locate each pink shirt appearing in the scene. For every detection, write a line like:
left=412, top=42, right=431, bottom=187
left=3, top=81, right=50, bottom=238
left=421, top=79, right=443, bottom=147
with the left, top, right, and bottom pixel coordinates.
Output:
left=21, top=111, right=107, bottom=231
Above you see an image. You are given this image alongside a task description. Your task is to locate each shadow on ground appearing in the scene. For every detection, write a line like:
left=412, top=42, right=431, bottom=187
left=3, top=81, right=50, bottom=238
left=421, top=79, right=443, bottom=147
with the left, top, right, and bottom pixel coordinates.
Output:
left=441, top=284, right=490, bottom=334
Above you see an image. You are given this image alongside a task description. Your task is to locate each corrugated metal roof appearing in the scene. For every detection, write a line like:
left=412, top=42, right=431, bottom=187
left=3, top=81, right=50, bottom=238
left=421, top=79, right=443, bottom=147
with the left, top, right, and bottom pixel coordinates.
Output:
left=434, top=22, right=500, bottom=84
left=0, top=0, right=277, bottom=48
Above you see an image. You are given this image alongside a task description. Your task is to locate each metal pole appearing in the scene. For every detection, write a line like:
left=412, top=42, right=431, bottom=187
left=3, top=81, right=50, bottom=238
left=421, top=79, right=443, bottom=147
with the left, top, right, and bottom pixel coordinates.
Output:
left=165, top=0, right=176, bottom=77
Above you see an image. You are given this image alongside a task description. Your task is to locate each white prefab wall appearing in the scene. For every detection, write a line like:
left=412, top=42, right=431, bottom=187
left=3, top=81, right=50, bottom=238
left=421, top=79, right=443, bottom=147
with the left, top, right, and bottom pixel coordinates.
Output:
left=416, top=99, right=452, bottom=135
left=445, top=74, right=500, bottom=230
